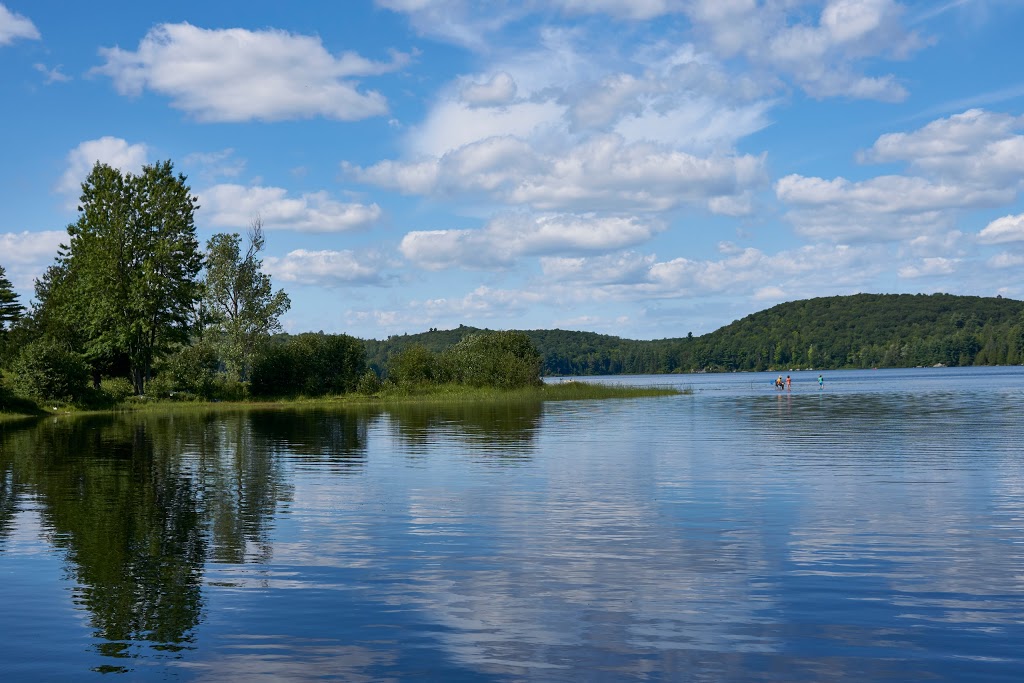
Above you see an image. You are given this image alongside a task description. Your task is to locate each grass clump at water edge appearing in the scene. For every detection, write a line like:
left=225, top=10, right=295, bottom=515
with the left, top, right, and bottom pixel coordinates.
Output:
left=0, top=379, right=685, bottom=419
left=339, top=380, right=685, bottom=406
left=105, top=380, right=685, bottom=414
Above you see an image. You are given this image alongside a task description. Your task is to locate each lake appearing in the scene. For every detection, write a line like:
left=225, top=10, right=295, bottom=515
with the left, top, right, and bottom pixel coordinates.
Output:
left=1, top=366, right=1023, bottom=681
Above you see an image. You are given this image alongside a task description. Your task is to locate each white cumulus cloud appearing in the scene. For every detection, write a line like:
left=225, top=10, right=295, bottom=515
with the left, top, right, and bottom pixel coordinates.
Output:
left=978, top=213, right=1024, bottom=244
left=0, top=4, right=39, bottom=45
left=400, top=212, right=661, bottom=269
left=0, top=230, right=67, bottom=288
left=861, top=109, right=1024, bottom=186
left=93, top=23, right=409, bottom=122
left=354, top=134, right=766, bottom=213
left=777, top=109, right=1024, bottom=243
left=199, top=184, right=381, bottom=233
left=57, top=137, right=150, bottom=199
left=898, top=257, right=960, bottom=278
left=988, top=252, right=1024, bottom=269
left=459, top=71, right=518, bottom=107
left=691, top=0, right=921, bottom=101
left=264, top=249, right=386, bottom=286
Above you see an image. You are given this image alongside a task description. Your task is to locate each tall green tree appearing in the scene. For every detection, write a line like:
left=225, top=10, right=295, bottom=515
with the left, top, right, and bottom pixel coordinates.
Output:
left=203, top=217, right=290, bottom=381
left=0, top=264, right=24, bottom=365
left=0, top=264, right=22, bottom=331
left=58, top=160, right=203, bottom=395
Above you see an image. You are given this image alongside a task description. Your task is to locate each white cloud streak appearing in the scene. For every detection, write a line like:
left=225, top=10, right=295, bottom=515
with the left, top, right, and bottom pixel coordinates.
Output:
left=33, top=63, right=70, bottom=84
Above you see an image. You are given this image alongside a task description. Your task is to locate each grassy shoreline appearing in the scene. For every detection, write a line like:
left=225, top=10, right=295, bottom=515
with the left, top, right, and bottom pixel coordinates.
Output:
left=0, top=381, right=685, bottom=420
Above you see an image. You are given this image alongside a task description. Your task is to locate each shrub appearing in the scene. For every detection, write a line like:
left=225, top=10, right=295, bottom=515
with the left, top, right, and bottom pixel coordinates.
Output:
left=387, top=344, right=443, bottom=386
left=9, top=339, right=90, bottom=403
left=154, top=343, right=220, bottom=398
left=250, top=332, right=366, bottom=397
left=444, top=331, right=542, bottom=389
left=357, top=368, right=382, bottom=395
left=100, top=376, right=135, bottom=403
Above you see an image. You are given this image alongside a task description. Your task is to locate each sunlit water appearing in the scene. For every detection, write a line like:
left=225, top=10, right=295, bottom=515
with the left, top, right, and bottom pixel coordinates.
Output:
left=2, top=366, right=1023, bottom=681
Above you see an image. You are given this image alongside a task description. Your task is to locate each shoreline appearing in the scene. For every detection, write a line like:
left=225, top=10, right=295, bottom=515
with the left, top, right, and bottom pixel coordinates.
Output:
left=0, top=382, right=685, bottom=421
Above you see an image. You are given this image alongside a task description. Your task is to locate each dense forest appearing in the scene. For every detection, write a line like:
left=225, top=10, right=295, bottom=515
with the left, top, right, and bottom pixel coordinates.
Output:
left=367, top=294, right=1024, bottom=376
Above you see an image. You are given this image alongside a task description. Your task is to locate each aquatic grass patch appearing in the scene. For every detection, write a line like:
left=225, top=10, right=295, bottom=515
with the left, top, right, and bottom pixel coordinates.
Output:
left=74, top=380, right=683, bottom=416
left=8, top=376, right=684, bottom=419
left=356, top=381, right=683, bottom=406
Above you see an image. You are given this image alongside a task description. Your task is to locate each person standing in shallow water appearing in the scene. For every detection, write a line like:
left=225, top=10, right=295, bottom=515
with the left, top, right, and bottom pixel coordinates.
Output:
left=818, top=374, right=824, bottom=389
left=786, top=375, right=792, bottom=390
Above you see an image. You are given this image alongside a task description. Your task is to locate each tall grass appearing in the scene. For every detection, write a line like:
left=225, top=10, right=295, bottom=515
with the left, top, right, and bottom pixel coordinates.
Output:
left=340, top=381, right=683, bottom=406
left=0, top=379, right=684, bottom=418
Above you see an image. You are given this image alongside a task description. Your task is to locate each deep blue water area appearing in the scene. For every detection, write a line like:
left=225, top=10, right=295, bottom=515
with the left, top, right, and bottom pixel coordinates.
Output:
left=1, top=366, right=1023, bottom=680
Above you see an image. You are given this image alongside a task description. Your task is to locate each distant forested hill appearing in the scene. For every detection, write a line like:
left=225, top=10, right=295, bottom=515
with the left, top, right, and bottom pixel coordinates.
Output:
left=362, top=294, right=1024, bottom=375
left=683, top=293, right=1024, bottom=371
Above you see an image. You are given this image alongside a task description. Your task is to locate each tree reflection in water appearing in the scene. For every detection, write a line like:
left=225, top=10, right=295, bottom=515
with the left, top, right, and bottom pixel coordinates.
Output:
left=0, top=402, right=540, bottom=673
left=0, top=411, right=309, bottom=667
left=386, top=401, right=542, bottom=463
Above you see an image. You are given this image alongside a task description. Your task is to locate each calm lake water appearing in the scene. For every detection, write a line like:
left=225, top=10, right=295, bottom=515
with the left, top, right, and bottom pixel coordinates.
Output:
left=2, top=366, right=1023, bottom=681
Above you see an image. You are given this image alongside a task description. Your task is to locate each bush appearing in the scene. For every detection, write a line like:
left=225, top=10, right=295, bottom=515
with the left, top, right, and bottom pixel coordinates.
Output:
left=357, top=368, right=382, bottom=395
left=100, top=376, right=135, bottom=403
left=9, top=339, right=90, bottom=403
left=250, top=332, right=366, bottom=397
left=0, top=381, right=40, bottom=414
left=387, top=344, right=443, bottom=386
left=153, top=343, right=220, bottom=398
left=444, top=331, right=542, bottom=389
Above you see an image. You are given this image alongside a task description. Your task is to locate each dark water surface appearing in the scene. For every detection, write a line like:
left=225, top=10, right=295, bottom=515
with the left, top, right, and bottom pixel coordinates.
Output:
left=2, top=366, right=1023, bottom=681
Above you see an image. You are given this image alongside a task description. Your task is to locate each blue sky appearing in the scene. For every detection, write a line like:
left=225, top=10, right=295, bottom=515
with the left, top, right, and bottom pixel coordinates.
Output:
left=2, top=0, right=1024, bottom=341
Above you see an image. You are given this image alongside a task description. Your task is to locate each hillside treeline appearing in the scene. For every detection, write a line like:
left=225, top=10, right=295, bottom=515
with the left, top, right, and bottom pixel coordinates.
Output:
left=367, top=294, right=1024, bottom=375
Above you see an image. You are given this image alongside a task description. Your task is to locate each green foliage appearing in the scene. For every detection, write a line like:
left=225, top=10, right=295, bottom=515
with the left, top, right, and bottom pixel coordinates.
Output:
left=203, top=220, right=290, bottom=381
left=445, top=331, right=542, bottom=388
left=250, top=333, right=366, bottom=397
left=151, top=343, right=221, bottom=398
left=356, top=369, right=382, bottom=395
left=0, top=264, right=23, bottom=332
left=0, top=265, right=25, bottom=367
left=364, top=294, right=1024, bottom=375
left=10, top=339, right=90, bottom=403
left=99, top=377, right=136, bottom=403
left=675, top=293, right=1024, bottom=371
left=47, top=160, right=203, bottom=395
left=387, top=344, right=445, bottom=386
left=0, top=382, right=41, bottom=415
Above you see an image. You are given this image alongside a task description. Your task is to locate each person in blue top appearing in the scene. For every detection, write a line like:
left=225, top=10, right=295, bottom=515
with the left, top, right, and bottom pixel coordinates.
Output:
left=818, top=374, right=824, bottom=389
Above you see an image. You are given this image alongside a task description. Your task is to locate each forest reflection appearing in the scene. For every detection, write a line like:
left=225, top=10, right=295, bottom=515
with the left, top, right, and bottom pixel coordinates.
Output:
left=385, top=401, right=541, bottom=461
left=0, top=402, right=541, bottom=665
